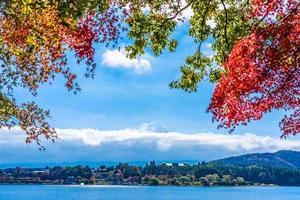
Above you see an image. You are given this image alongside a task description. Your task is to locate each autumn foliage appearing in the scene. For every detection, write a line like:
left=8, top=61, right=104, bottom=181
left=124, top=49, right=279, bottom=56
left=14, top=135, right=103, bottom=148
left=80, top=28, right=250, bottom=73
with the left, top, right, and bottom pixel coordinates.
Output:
left=0, top=0, right=127, bottom=145
left=0, top=0, right=127, bottom=93
left=208, top=0, right=300, bottom=137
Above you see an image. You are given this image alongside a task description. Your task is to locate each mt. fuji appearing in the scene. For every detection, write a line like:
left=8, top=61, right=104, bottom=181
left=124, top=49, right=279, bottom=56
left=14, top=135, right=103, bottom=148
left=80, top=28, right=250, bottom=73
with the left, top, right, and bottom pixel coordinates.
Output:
left=136, top=122, right=170, bottom=133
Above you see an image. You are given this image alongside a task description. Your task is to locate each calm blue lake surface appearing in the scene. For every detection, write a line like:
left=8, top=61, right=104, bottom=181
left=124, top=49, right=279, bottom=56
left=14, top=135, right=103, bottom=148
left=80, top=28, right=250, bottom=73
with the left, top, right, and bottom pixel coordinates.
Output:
left=0, top=185, right=299, bottom=200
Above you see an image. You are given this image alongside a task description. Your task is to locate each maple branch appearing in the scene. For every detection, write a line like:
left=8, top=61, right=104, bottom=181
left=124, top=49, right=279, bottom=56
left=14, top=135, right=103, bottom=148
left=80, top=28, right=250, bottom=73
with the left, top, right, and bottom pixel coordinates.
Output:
left=162, top=0, right=196, bottom=24
left=253, top=4, right=300, bottom=35
left=220, top=0, right=230, bottom=50
left=241, top=0, right=250, bottom=12
left=240, top=0, right=250, bottom=33
left=168, top=0, right=195, bottom=20
left=195, top=0, right=212, bottom=59
left=253, top=13, right=269, bottom=31
left=253, top=3, right=299, bottom=32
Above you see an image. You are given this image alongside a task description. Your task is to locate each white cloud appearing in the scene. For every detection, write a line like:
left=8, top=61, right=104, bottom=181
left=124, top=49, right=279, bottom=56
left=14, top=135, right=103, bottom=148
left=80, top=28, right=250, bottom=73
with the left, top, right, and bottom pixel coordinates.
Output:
left=101, top=49, right=151, bottom=74
left=2, top=127, right=300, bottom=153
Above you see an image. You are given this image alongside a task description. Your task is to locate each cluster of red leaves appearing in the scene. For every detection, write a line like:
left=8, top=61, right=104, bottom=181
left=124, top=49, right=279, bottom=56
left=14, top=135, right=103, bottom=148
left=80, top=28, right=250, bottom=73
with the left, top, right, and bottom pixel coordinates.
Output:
left=69, top=6, right=128, bottom=80
left=208, top=0, right=300, bottom=137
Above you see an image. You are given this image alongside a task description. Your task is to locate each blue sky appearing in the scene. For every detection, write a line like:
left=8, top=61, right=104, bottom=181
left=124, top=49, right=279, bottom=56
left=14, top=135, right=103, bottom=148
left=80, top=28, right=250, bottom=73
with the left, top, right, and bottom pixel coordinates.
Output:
left=1, top=20, right=299, bottom=167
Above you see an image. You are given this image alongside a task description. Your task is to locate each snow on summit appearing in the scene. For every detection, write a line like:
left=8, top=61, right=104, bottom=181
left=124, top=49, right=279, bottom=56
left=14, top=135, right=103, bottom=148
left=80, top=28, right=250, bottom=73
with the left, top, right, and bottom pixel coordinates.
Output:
left=136, top=122, right=170, bottom=133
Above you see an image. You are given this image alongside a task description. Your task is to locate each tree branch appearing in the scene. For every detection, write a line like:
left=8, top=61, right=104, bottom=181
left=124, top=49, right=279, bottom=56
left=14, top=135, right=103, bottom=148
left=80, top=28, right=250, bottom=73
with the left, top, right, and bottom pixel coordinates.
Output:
left=220, top=0, right=230, bottom=50
left=161, top=0, right=196, bottom=25
left=196, top=1, right=211, bottom=54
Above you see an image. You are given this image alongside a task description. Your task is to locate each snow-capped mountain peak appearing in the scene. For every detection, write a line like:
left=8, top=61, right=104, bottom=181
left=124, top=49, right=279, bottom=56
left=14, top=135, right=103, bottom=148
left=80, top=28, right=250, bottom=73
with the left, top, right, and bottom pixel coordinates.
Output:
left=136, top=122, right=170, bottom=133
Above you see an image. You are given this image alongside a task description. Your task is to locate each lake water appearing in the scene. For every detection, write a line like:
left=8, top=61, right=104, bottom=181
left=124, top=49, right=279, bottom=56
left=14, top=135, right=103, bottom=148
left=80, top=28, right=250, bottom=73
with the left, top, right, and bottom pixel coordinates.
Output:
left=0, top=185, right=299, bottom=200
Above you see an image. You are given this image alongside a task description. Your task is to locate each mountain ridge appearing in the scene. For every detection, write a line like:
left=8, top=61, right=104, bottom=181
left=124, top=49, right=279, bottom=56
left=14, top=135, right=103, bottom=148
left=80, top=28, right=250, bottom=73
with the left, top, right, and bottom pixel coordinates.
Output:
left=211, top=150, right=300, bottom=169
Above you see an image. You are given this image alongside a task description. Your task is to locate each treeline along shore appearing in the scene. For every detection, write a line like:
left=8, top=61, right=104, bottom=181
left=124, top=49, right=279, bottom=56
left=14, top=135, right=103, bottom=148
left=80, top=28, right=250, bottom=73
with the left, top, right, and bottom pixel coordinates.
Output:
left=1, top=161, right=300, bottom=186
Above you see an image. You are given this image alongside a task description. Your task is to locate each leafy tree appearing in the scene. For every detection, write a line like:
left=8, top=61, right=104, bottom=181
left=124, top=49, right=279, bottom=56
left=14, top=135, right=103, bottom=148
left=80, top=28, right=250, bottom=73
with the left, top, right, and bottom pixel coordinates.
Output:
left=207, top=0, right=300, bottom=137
left=123, top=0, right=300, bottom=137
left=0, top=0, right=299, bottom=144
left=0, top=0, right=128, bottom=145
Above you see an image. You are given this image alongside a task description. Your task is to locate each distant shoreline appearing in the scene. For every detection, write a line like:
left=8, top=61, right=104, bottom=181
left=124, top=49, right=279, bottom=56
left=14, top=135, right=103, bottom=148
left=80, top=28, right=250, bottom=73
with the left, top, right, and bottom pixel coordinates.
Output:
left=2, top=159, right=300, bottom=187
